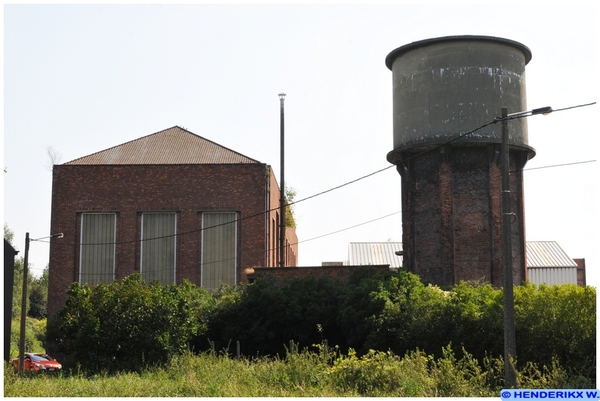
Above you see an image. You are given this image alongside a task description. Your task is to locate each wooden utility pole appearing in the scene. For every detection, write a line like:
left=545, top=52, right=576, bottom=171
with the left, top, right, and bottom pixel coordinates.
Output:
left=501, top=107, right=517, bottom=388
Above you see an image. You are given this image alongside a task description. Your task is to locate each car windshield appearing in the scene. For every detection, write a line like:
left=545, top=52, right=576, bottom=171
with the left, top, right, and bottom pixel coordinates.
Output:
left=30, top=354, right=53, bottom=362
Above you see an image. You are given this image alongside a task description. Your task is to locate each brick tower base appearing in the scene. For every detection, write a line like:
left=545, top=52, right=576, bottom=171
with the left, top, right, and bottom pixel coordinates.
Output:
left=397, top=145, right=528, bottom=287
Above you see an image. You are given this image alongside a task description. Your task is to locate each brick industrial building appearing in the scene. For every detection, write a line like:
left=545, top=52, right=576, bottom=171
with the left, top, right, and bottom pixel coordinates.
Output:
left=47, top=126, right=297, bottom=316
left=386, top=36, right=534, bottom=287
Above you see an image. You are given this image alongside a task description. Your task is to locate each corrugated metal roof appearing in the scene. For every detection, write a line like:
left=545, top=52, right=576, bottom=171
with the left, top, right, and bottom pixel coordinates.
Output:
left=346, top=241, right=577, bottom=271
left=526, top=241, right=578, bottom=268
left=65, top=126, right=261, bottom=165
left=347, top=242, right=403, bottom=268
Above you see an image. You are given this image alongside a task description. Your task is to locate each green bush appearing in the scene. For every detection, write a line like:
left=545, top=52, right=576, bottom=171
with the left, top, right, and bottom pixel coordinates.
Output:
left=327, top=270, right=594, bottom=384
left=49, top=268, right=595, bottom=385
left=329, top=348, right=433, bottom=396
left=200, top=273, right=347, bottom=356
left=514, top=283, right=596, bottom=380
left=55, top=274, right=211, bottom=373
left=337, top=267, right=393, bottom=352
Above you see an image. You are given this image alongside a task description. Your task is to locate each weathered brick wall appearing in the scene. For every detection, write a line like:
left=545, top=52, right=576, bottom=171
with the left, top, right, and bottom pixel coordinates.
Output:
left=48, top=163, right=292, bottom=316
left=574, top=258, right=587, bottom=286
left=285, top=227, right=298, bottom=267
left=398, top=145, right=527, bottom=287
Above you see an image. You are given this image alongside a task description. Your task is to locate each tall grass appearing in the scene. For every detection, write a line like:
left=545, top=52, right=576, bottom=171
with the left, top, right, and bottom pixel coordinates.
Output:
left=4, top=344, right=575, bottom=397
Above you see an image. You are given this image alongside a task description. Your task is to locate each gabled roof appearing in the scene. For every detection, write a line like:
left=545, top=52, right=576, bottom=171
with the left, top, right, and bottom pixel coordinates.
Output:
left=526, top=241, right=578, bottom=268
left=65, top=126, right=261, bottom=165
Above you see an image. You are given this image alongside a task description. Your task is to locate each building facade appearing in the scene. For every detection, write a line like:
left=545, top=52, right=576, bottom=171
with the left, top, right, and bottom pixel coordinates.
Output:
left=526, top=241, right=580, bottom=286
left=48, top=126, right=297, bottom=316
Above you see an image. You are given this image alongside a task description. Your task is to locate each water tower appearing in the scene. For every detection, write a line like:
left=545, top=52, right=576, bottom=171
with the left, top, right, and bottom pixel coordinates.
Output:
left=386, top=36, right=534, bottom=287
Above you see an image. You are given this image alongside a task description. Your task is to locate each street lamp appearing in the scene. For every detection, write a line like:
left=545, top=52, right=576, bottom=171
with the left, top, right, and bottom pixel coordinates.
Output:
left=18, top=232, right=63, bottom=374
left=496, top=106, right=552, bottom=387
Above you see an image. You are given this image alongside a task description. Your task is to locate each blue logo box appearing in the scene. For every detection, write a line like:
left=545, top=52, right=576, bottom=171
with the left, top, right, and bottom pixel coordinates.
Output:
left=501, top=390, right=600, bottom=400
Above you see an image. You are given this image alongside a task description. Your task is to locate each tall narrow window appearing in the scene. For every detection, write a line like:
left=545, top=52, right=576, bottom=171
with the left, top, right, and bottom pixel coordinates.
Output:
left=201, top=212, right=237, bottom=291
left=80, top=213, right=116, bottom=285
left=141, top=212, right=176, bottom=285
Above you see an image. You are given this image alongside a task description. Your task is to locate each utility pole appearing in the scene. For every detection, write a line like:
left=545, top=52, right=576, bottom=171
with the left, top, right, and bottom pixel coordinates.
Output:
left=17, top=232, right=63, bottom=373
left=501, top=107, right=517, bottom=388
left=18, top=233, right=30, bottom=374
left=499, top=105, right=551, bottom=387
left=278, top=93, right=286, bottom=267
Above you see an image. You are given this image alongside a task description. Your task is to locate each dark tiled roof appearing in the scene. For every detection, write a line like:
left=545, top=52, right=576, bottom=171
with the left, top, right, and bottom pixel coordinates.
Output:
left=65, top=126, right=261, bottom=165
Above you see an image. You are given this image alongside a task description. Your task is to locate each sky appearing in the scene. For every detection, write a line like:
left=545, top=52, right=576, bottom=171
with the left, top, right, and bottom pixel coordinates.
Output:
left=3, top=3, right=598, bottom=287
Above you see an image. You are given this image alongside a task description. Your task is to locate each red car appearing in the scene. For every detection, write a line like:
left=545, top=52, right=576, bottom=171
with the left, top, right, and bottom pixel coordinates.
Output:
left=11, top=353, right=62, bottom=373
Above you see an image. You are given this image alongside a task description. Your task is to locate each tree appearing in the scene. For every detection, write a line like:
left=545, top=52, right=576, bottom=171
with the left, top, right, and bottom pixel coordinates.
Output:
left=4, top=223, right=15, bottom=244
left=28, top=267, right=49, bottom=319
left=5, top=224, right=25, bottom=318
left=45, top=145, right=62, bottom=171
left=285, top=186, right=297, bottom=228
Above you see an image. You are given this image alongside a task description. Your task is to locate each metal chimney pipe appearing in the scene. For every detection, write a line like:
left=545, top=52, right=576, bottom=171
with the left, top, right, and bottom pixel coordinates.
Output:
left=278, top=93, right=286, bottom=267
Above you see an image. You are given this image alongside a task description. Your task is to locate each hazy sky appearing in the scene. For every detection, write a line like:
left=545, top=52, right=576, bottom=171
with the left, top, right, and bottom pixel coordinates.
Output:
left=3, top=3, right=598, bottom=286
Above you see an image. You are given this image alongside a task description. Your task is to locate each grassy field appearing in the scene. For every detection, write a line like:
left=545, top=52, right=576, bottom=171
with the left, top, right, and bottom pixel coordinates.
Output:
left=4, top=346, right=574, bottom=397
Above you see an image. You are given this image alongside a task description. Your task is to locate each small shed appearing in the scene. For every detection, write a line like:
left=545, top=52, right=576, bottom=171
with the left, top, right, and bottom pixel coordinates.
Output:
left=526, top=241, right=579, bottom=286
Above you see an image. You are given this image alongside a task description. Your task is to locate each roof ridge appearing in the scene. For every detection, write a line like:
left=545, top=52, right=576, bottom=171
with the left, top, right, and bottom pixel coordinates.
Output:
left=64, top=126, right=262, bottom=165
left=174, top=125, right=262, bottom=164
left=64, top=126, right=178, bottom=165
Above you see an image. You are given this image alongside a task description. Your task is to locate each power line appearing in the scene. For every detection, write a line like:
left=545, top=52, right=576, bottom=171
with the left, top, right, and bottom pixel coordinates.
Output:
left=291, top=211, right=401, bottom=246
left=49, top=210, right=405, bottom=278
left=24, top=101, right=597, bottom=281
left=37, top=153, right=595, bottom=276
left=36, top=107, right=501, bottom=248
left=41, top=101, right=595, bottom=248
left=38, top=153, right=596, bottom=249
left=548, top=102, right=596, bottom=114
left=36, top=154, right=594, bottom=249
left=522, top=159, right=596, bottom=172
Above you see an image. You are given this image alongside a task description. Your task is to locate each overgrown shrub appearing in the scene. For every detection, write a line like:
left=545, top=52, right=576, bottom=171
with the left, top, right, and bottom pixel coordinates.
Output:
left=329, top=348, right=432, bottom=396
left=514, top=282, right=596, bottom=380
left=365, top=275, right=595, bottom=383
left=337, top=267, right=393, bottom=352
left=199, top=273, right=348, bottom=356
left=197, top=268, right=595, bottom=384
left=50, top=269, right=595, bottom=385
left=55, top=274, right=211, bottom=373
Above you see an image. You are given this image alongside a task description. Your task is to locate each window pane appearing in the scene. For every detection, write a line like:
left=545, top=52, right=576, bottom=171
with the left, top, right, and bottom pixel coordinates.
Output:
left=202, top=212, right=237, bottom=291
left=141, top=213, right=176, bottom=285
left=80, top=213, right=116, bottom=285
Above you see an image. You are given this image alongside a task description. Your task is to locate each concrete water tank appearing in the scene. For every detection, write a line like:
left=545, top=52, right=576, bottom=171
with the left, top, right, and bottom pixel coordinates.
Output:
left=386, top=36, right=533, bottom=287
